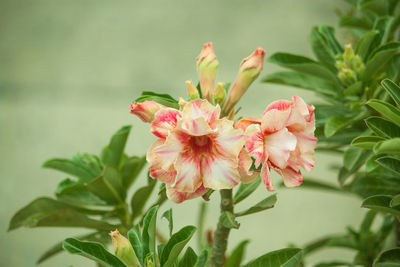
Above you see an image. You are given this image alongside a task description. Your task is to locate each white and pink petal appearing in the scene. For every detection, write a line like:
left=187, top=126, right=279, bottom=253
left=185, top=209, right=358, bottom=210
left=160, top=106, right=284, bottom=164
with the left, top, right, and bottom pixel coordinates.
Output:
left=202, top=154, right=240, bottom=190
left=244, top=124, right=264, bottom=168
left=151, top=108, right=182, bottom=138
left=264, top=128, right=297, bottom=169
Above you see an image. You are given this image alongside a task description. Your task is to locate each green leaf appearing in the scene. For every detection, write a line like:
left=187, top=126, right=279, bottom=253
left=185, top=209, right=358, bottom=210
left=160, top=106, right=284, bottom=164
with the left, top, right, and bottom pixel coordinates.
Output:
left=142, top=205, right=158, bottom=262
left=235, top=194, right=277, bottom=217
left=365, top=116, right=400, bottom=138
left=314, top=261, right=353, bottom=267
left=63, top=238, right=126, bottom=267
left=225, top=240, right=249, bottom=267
left=43, top=153, right=103, bottom=182
left=391, top=194, right=400, bottom=207
left=310, top=26, right=337, bottom=69
left=362, top=195, right=400, bottom=216
left=351, top=136, right=386, bottom=149
left=339, top=16, right=373, bottom=30
left=376, top=138, right=400, bottom=154
left=8, top=197, right=115, bottom=231
left=131, top=178, right=157, bottom=220
left=162, top=208, right=173, bottom=237
left=373, top=248, right=400, bottom=267
left=243, top=248, right=302, bottom=267
left=262, top=71, right=338, bottom=96
left=101, top=125, right=131, bottom=167
left=318, top=25, right=343, bottom=54
left=194, top=249, right=208, bottom=267
left=359, top=0, right=390, bottom=16
left=344, top=147, right=364, bottom=170
left=324, top=115, right=354, bottom=137
left=352, top=171, right=400, bottom=198
left=160, top=225, right=196, bottom=267
left=292, top=178, right=342, bottom=193
left=178, top=247, right=198, bottom=267
left=381, top=79, right=400, bottom=107
left=268, top=53, right=338, bottom=82
left=87, top=166, right=125, bottom=204
left=135, top=91, right=179, bottom=109
left=365, top=154, right=382, bottom=172
left=367, top=99, right=400, bottom=127
left=363, top=42, right=400, bottom=80
left=220, top=211, right=240, bottom=229
left=233, top=178, right=261, bottom=204
left=360, top=210, right=377, bottom=233
left=37, top=231, right=109, bottom=264
left=128, top=225, right=144, bottom=266
left=356, top=30, right=379, bottom=60
left=121, top=156, right=146, bottom=188
left=376, top=156, right=400, bottom=175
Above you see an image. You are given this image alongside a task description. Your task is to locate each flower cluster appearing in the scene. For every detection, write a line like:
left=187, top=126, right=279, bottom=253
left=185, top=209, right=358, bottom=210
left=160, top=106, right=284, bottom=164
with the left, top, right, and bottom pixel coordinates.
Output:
left=130, top=43, right=317, bottom=203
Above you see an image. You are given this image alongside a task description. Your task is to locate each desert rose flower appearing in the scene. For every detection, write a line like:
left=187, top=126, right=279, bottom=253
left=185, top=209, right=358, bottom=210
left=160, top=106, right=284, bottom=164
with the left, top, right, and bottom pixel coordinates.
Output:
left=196, top=42, right=219, bottom=101
left=110, top=230, right=139, bottom=267
left=130, top=100, right=165, bottom=122
left=240, top=96, right=317, bottom=190
left=147, top=99, right=254, bottom=202
left=222, top=47, right=266, bottom=115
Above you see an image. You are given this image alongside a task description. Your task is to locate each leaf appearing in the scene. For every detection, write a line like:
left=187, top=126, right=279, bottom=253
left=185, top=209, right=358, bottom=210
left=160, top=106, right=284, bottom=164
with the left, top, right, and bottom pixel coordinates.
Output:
left=235, top=194, right=277, bottom=217
left=381, top=79, right=400, bottom=107
left=37, top=231, right=109, bottom=264
left=367, top=99, right=400, bottom=127
left=160, top=225, right=196, bottom=267
left=178, top=247, right=198, bottom=267
left=356, top=30, right=379, bottom=60
left=233, top=178, right=261, bottom=204
left=339, top=16, right=373, bottom=30
left=362, top=195, right=400, bottom=216
left=243, top=248, right=302, bottom=267
left=268, top=53, right=338, bottom=82
left=363, top=42, right=400, bottom=80
left=121, top=156, right=146, bottom=188
left=314, top=261, right=353, bottom=267
left=365, top=116, right=400, bottom=138
left=360, top=210, right=377, bottom=233
left=142, top=205, right=158, bottom=262
left=8, top=197, right=115, bottom=231
left=373, top=248, right=400, bottom=267
left=220, top=211, right=240, bottom=229
left=365, top=154, right=382, bottom=172
left=225, top=240, right=249, bottom=267
left=63, top=238, right=127, bottom=267
left=376, top=156, right=400, bottom=175
left=131, top=178, right=157, bottom=219
left=128, top=225, right=144, bottom=266
left=344, top=147, right=364, bottom=170
left=318, top=25, right=343, bottom=54
left=135, top=91, right=179, bottom=109
left=324, top=115, right=354, bottom=137
left=162, top=208, right=173, bottom=237
left=101, top=125, right=131, bottom=167
left=43, top=153, right=103, bottom=182
left=87, top=166, right=125, bottom=204
left=391, top=194, right=400, bottom=207
left=351, top=136, right=386, bottom=149
left=376, top=138, right=400, bottom=154
left=351, top=169, right=400, bottom=197
left=262, top=71, right=338, bottom=96
left=194, top=249, right=209, bottom=267
left=292, top=178, right=342, bottom=193
left=310, top=26, right=337, bottom=69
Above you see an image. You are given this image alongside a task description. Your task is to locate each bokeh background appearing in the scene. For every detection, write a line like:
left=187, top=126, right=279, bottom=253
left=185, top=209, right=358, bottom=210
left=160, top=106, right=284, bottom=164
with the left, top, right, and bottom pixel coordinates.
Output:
left=0, top=0, right=364, bottom=266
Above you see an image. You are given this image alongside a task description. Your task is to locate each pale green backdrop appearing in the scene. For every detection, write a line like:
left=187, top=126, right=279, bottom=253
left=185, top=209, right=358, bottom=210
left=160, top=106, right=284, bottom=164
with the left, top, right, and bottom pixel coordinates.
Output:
left=0, top=0, right=363, bottom=266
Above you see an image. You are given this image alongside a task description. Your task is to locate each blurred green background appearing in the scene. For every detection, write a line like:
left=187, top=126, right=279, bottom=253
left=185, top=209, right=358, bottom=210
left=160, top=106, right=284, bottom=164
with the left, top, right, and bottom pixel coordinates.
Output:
left=0, top=0, right=364, bottom=266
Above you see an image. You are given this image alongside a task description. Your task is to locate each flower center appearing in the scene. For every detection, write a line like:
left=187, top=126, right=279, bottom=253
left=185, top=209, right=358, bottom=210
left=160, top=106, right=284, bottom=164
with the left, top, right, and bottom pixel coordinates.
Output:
left=194, top=135, right=209, bottom=146
left=189, top=135, right=213, bottom=155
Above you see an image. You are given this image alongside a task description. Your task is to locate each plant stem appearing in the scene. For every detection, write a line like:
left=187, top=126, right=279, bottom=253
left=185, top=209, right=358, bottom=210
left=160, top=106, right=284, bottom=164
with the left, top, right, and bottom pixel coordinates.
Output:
left=210, top=189, right=233, bottom=267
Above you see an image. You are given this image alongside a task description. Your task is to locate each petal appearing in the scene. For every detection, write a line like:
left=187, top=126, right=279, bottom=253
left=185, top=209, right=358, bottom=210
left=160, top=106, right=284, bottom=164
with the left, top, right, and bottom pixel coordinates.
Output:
left=286, top=96, right=311, bottom=132
left=130, top=101, right=165, bottom=122
left=261, top=108, right=291, bottom=134
left=178, top=117, right=214, bottom=136
left=166, top=184, right=207, bottom=203
left=261, top=160, right=274, bottom=191
left=276, top=165, right=303, bottom=188
left=151, top=108, right=182, bottom=138
left=202, top=154, right=240, bottom=190
left=264, top=99, right=291, bottom=113
left=149, top=165, right=177, bottom=184
left=235, top=117, right=261, bottom=131
left=264, top=128, right=297, bottom=169
left=244, top=124, right=264, bottom=168
left=154, top=130, right=188, bottom=170
left=146, top=139, right=165, bottom=166
left=173, top=151, right=203, bottom=192
left=181, top=99, right=220, bottom=124
left=212, top=118, right=245, bottom=159
left=238, top=148, right=259, bottom=184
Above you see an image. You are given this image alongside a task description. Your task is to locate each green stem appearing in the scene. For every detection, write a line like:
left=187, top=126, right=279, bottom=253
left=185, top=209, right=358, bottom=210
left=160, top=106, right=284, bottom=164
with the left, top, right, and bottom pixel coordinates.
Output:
left=210, top=189, right=233, bottom=267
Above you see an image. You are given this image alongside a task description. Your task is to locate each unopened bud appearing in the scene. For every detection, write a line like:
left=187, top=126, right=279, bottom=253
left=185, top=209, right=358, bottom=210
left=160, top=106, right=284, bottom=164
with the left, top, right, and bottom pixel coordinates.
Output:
left=178, top=97, right=188, bottom=110
left=130, top=101, right=165, bottom=122
left=343, top=44, right=354, bottom=62
left=185, top=80, right=200, bottom=99
left=222, top=47, right=265, bottom=115
left=110, top=230, right=139, bottom=267
left=196, top=42, right=219, bottom=101
left=213, top=82, right=226, bottom=106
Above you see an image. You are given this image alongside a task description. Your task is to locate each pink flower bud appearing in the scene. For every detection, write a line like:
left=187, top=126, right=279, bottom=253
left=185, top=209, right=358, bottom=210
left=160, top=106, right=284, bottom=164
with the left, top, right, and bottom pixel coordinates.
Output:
left=196, top=42, right=219, bottom=101
left=130, top=101, right=165, bottom=122
left=223, top=47, right=265, bottom=115
left=110, top=230, right=139, bottom=266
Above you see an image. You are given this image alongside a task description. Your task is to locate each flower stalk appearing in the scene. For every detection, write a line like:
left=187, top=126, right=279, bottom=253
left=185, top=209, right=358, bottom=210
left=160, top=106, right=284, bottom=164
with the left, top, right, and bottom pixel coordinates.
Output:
left=210, top=189, right=234, bottom=267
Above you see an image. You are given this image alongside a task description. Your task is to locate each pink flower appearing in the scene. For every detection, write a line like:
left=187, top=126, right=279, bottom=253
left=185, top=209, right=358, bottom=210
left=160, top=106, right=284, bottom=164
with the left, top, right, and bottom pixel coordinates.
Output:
left=147, top=99, right=253, bottom=202
left=240, top=96, right=317, bottom=190
left=223, top=47, right=266, bottom=115
left=130, top=101, right=165, bottom=122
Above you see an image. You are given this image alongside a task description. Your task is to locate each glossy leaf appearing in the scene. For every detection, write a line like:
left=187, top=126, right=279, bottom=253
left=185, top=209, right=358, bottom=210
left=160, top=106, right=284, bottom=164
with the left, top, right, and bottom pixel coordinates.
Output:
left=160, top=225, right=196, bottom=267
left=8, top=197, right=115, bottom=231
left=101, top=125, right=131, bottom=167
left=220, top=211, right=240, bottom=229
left=243, top=248, right=302, bottom=267
left=131, top=178, right=157, bottom=219
left=235, top=194, right=277, bottom=217
left=63, top=238, right=126, bottom=267
left=351, top=171, right=400, bottom=197
left=344, top=147, right=364, bottom=170
left=362, top=195, right=400, bottom=216
left=142, top=205, right=158, bottom=262
left=178, top=247, right=198, bottom=267
left=324, top=115, right=354, bottom=137
left=233, top=178, right=261, bottom=204
left=87, top=166, right=125, bottom=204
left=310, top=26, right=337, bottom=69
left=376, top=156, right=400, bottom=175
left=128, top=225, right=144, bottom=266
left=356, top=30, right=379, bottom=60
left=365, top=116, right=400, bottom=138
left=135, top=91, right=179, bottom=109
left=391, top=194, right=400, bottom=207
left=363, top=42, right=400, bottom=80
left=162, top=208, right=173, bottom=237
left=367, top=99, right=400, bottom=127
left=351, top=136, right=386, bottom=149
left=376, top=138, right=400, bottom=154
left=381, top=78, right=400, bottom=107
left=373, top=248, right=400, bottom=267
left=121, top=156, right=146, bottom=188
left=225, top=240, right=249, bottom=267
left=194, top=249, right=209, bottom=267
